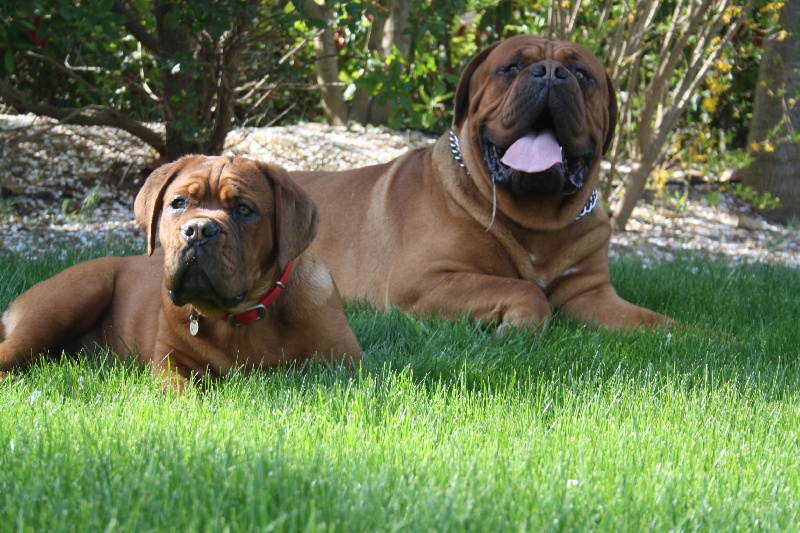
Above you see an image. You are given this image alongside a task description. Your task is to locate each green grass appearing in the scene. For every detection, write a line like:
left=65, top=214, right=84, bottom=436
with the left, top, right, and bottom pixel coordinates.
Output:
left=1, top=242, right=799, bottom=531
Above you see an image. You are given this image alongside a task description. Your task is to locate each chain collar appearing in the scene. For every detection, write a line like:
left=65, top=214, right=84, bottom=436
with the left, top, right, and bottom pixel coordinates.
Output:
left=448, top=128, right=469, bottom=176
left=575, top=188, right=598, bottom=221
left=448, top=128, right=598, bottom=222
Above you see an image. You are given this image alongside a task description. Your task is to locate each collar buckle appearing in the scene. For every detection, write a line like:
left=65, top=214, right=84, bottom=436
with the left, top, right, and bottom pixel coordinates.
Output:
left=222, top=260, right=294, bottom=328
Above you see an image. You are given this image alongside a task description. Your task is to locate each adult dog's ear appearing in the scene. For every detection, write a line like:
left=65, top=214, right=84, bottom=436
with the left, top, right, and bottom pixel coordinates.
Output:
left=256, top=161, right=319, bottom=271
left=602, top=72, right=618, bottom=156
left=452, top=41, right=502, bottom=127
left=134, top=155, right=204, bottom=255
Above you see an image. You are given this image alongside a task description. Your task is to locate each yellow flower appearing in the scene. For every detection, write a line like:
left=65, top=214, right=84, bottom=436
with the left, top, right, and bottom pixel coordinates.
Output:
left=764, top=142, right=775, bottom=152
left=723, top=6, right=742, bottom=24
left=760, top=2, right=786, bottom=15
left=751, top=142, right=761, bottom=152
left=706, top=76, right=729, bottom=96
left=653, top=168, right=669, bottom=199
left=778, top=30, right=788, bottom=42
left=789, top=98, right=797, bottom=109
left=702, top=96, right=718, bottom=114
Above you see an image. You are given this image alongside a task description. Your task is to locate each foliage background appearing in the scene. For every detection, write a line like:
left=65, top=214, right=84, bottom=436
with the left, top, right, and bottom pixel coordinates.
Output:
left=0, top=2, right=780, bottom=137
left=0, top=1, right=789, bottom=223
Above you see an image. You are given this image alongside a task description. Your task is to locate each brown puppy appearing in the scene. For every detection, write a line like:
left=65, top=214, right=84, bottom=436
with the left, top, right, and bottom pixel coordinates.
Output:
left=294, top=35, right=674, bottom=332
left=0, top=156, right=362, bottom=389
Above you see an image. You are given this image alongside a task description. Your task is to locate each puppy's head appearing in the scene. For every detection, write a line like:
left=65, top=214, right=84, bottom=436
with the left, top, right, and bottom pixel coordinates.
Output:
left=134, top=155, right=318, bottom=317
left=453, top=34, right=617, bottom=201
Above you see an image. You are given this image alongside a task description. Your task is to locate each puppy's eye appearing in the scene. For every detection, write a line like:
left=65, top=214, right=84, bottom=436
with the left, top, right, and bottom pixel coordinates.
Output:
left=236, top=203, right=254, bottom=217
left=169, top=197, right=187, bottom=211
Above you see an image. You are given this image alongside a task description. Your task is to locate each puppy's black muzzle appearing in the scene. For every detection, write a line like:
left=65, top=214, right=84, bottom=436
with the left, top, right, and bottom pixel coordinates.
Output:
left=181, top=219, right=220, bottom=247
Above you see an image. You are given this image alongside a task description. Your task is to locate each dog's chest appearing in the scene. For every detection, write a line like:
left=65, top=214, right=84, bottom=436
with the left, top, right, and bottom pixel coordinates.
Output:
left=518, top=230, right=590, bottom=291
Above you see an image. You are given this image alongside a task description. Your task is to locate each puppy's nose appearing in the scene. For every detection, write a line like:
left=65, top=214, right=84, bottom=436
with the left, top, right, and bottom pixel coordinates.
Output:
left=530, top=60, right=570, bottom=83
left=181, top=219, right=220, bottom=245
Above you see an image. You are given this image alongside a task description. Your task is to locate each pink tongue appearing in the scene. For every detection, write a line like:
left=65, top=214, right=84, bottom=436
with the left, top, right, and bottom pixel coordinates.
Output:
left=500, top=130, right=563, bottom=173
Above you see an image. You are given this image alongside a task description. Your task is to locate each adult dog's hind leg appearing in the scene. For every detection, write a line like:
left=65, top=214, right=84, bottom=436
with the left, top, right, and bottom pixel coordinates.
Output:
left=0, top=257, right=120, bottom=371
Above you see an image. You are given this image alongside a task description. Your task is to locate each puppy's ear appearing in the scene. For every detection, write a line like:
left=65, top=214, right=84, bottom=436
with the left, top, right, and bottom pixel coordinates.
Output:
left=256, top=161, right=319, bottom=270
left=452, top=41, right=502, bottom=127
left=602, top=72, right=618, bottom=156
left=134, top=155, right=203, bottom=255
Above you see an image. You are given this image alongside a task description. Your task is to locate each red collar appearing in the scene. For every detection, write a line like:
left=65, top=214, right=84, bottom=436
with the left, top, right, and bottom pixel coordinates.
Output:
left=225, top=261, right=294, bottom=327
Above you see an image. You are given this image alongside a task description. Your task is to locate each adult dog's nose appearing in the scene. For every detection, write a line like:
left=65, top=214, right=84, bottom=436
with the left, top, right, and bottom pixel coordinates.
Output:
left=530, top=60, right=570, bottom=83
left=181, top=218, right=220, bottom=246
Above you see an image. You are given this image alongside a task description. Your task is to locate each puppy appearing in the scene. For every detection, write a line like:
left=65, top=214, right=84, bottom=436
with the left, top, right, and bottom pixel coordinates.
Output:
left=0, top=155, right=362, bottom=389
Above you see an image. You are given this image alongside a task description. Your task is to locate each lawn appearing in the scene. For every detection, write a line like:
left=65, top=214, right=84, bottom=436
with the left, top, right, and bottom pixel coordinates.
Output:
left=1, top=240, right=798, bottom=531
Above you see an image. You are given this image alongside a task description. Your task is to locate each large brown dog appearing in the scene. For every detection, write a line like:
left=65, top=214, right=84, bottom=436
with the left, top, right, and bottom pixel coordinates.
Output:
left=0, top=156, right=361, bottom=389
left=294, top=35, right=673, bottom=331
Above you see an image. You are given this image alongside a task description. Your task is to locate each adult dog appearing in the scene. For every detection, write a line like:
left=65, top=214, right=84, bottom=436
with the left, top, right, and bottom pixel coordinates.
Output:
left=294, top=35, right=673, bottom=331
left=0, top=156, right=362, bottom=389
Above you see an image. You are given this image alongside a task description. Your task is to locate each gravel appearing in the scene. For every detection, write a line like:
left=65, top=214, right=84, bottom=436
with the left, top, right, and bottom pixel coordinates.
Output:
left=1, top=114, right=797, bottom=268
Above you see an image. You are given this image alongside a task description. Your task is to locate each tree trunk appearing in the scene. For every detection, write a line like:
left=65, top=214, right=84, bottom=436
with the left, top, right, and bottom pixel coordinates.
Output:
left=207, top=25, right=246, bottom=156
left=612, top=160, right=655, bottom=231
left=153, top=4, right=245, bottom=159
left=364, top=0, right=411, bottom=125
left=304, top=0, right=411, bottom=126
left=347, top=12, right=384, bottom=124
left=733, top=2, right=800, bottom=223
left=302, top=0, right=347, bottom=125
left=154, top=3, right=205, bottom=159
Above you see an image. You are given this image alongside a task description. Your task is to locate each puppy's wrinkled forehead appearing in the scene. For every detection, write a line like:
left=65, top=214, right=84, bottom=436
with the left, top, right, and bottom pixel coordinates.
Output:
left=169, top=157, right=271, bottom=208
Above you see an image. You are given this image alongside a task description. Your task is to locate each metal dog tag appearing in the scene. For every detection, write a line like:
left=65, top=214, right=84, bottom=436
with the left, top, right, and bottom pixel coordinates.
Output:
left=189, top=307, right=200, bottom=336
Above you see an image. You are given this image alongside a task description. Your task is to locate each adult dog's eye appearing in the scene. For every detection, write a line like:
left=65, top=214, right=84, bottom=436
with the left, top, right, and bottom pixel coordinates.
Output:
left=499, top=63, right=521, bottom=75
left=169, top=197, right=187, bottom=211
left=574, top=68, right=594, bottom=83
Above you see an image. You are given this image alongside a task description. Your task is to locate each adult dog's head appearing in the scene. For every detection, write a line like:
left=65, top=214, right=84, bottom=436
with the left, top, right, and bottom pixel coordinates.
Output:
left=134, top=156, right=318, bottom=318
left=452, top=35, right=617, bottom=228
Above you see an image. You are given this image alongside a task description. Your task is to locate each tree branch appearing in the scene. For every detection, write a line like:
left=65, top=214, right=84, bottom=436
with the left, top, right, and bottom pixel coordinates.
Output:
left=22, top=51, right=103, bottom=95
left=0, top=78, right=166, bottom=155
left=112, top=0, right=163, bottom=57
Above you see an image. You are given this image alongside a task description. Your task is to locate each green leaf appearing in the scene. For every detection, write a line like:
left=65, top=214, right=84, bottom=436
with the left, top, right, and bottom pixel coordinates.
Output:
left=4, top=49, right=14, bottom=74
left=58, top=0, right=82, bottom=21
left=163, top=11, right=180, bottom=30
